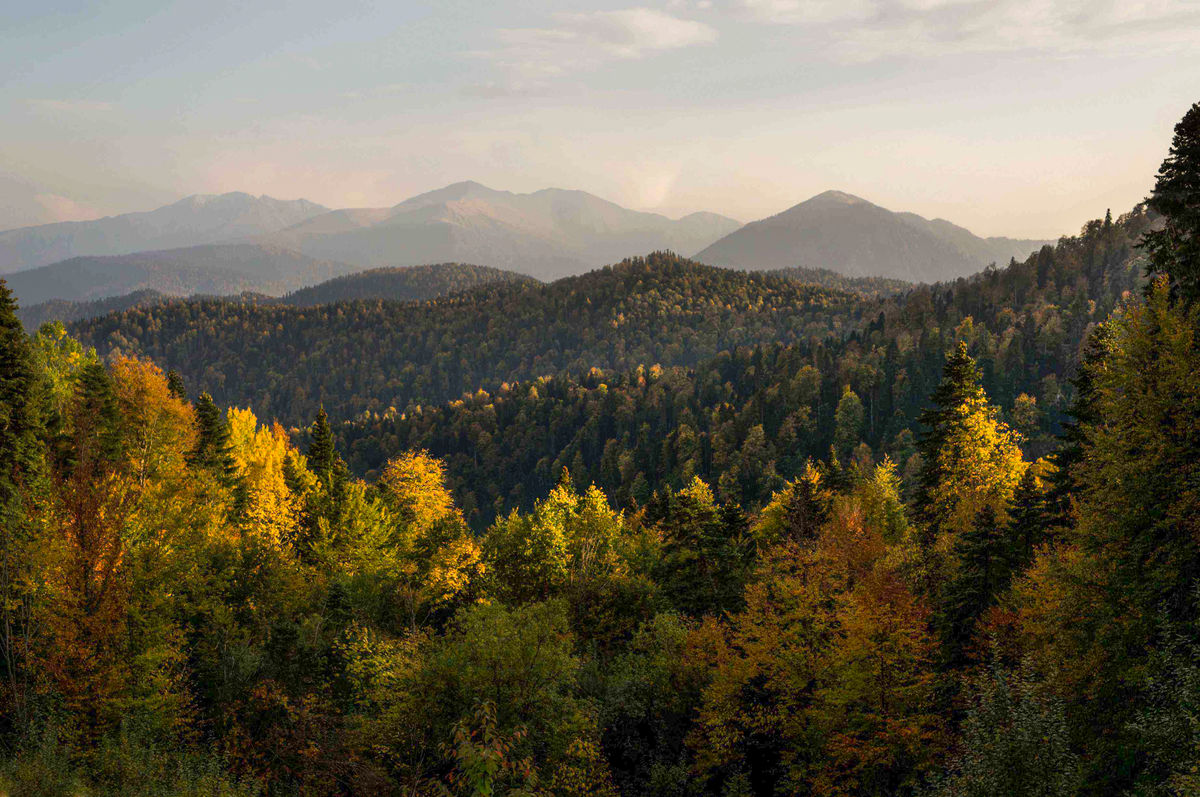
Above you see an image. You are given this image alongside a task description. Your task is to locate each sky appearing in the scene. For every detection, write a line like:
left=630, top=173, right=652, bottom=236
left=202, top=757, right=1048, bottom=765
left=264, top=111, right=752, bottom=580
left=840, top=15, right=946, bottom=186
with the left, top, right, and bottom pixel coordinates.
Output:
left=2, top=0, right=1199, bottom=238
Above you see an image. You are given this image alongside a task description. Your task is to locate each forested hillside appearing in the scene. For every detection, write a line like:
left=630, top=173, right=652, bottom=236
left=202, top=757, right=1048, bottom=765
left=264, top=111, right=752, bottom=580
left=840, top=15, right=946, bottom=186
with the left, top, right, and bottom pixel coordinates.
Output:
left=18, top=262, right=534, bottom=329
left=280, top=262, right=535, bottom=306
left=335, top=207, right=1149, bottom=525
left=1, top=102, right=1197, bottom=797
left=70, top=254, right=865, bottom=423
left=766, top=265, right=911, bottom=298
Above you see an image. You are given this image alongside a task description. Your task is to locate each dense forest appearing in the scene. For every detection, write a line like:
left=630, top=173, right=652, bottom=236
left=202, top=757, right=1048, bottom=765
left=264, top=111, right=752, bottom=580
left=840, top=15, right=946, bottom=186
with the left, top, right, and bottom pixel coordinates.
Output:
left=69, top=255, right=866, bottom=424
left=0, top=101, right=1197, bottom=797
left=334, top=206, right=1148, bottom=526
left=279, top=263, right=536, bottom=306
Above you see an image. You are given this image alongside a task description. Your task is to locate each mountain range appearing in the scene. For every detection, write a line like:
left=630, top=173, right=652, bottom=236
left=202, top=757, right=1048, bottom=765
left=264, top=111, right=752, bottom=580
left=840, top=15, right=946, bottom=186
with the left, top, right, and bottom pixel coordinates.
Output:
left=263, top=181, right=742, bottom=280
left=4, top=244, right=357, bottom=307
left=695, top=190, right=1051, bottom=283
left=15, top=262, right=534, bottom=329
left=0, top=184, right=1055, bottom=306
left=0, top=192, right=328, bottom=273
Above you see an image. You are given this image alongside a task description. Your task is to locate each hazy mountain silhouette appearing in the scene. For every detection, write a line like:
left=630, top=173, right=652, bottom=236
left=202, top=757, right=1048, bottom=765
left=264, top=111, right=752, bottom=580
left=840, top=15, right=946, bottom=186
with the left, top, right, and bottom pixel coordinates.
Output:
left=694, top=190, right=1051, bottom=283
left=0, top=192, right=328, bottom=273
left=5, top=243, right=356, bottom=306
left=265, top=181, right=743, bottom=280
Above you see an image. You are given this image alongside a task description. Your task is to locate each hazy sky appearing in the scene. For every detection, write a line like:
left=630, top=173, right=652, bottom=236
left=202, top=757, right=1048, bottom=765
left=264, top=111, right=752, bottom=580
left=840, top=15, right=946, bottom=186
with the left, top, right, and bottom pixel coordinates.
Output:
left=2, top=0, right=1199, bottom=237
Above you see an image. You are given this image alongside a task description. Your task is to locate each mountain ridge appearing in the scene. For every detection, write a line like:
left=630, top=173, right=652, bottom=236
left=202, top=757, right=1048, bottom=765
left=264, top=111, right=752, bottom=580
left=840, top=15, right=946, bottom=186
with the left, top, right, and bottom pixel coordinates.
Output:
left=696, top=190, right=1051, bottom=282
left=4, top=243, right=357, bottom=307
left=267, top=182, right=743, bottom=280
left=0, top=192, right=329, bottom=273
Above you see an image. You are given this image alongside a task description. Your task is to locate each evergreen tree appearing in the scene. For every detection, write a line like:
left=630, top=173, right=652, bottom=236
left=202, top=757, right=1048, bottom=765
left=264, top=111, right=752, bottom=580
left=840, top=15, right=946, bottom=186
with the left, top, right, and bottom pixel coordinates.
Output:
left=1007, top=467, right=1048, bottom=567
left=189, top=392, right=237, bottom=482
left=0, top=281, right=43, bottom=509
left=165, top=369, right=186, bottom=402
left=779, top=462, right=831, bottom=544
left=0, top=280, right=45, bottom=732
left=940, top=505, right=1012, bottom=662
left=1144, top=101, right=1200, bottom=304
left=914, top=342, right=987, bottom=533
left=69, top=362, right=123, bottom=469
left=1046, top=323, right=1110, bottom=525
left=308, top=407, right=337, bottom=483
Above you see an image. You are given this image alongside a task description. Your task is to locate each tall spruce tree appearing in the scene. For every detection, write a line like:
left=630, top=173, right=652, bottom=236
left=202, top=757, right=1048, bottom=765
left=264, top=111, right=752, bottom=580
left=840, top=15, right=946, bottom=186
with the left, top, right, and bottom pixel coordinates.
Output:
left=1046, top=323, right=1111, bottom=525
left=165, top=369, right=186, bottom=402
left=940, top=505, right=1012, bottom=663
left=68, top=362, right=123, bottom=471
left=914, top=342, right=986, bottom=533
left=0, top=279, right=45, bottom=731
left=308, top=407, right=336, bottom=480
left=189, top=392, right=237, bottom=482
left=1008, top=467, right=1048, bottom=567
left=1144, top=101, right=1200, bottom=304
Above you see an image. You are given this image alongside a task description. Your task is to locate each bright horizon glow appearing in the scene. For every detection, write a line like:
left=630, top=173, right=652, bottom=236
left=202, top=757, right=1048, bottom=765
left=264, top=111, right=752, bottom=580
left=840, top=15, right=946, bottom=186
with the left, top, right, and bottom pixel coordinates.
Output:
left=2, top=0, right=1198, bottom=238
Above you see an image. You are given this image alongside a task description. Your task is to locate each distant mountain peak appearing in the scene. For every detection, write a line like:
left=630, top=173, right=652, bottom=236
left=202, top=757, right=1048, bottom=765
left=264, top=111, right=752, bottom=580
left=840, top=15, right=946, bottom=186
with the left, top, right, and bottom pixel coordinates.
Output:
left=695, top=191, right=1051, bottom=283
left=804, top=190, right=872, bottom=207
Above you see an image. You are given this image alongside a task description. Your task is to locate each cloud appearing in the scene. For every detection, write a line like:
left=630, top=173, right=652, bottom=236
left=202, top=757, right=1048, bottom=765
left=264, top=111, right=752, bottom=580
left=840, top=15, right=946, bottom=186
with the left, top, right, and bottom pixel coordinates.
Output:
left=737, top=0, right=875, bottom=24
left=26, top=98, right=114, bottom=113
left=730, top=0, right=1200, bottom=59
left=342, top=83, right=410, bottom=100
left=481, top=7, right=718, bottom=88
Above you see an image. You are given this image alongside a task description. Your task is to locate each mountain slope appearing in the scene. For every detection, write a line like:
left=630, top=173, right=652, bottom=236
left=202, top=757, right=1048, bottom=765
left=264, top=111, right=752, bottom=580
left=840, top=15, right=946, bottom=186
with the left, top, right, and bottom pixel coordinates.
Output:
left=266, top=181, right=742, bottom=280
left=695, top=190, right=1050, bottom=282
left=0, top=192, right=328, bottom=273
left=5, top=243, right=356, bottom=306
left=69, top=252, right=865, bottom=423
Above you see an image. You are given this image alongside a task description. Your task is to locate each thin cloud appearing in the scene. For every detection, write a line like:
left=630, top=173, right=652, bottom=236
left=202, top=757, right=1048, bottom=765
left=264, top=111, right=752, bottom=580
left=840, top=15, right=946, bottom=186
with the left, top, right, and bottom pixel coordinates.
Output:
left=481, top=7, right=718, bottom=87
left=27, top=98, right=115, bottom=113
left=737, top=0, right=876, bottom=24
left=731, top=0, right=1200, bottom=59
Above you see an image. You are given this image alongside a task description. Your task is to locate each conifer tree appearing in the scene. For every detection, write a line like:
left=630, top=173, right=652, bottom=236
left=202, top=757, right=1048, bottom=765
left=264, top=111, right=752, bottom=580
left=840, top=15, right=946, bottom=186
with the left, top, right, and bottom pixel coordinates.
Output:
left=940, top=505, right=1011, bottom=662
left=69, top=362, right=123, bottom=468
left=1144, top=101, right=1200, bottom=304
left=308, top=406, right=337, bottom=481
left=1008, top=466, right=1048, bottom=566
left=1046, top=323, right=1110, bottom=525
left=780, top=462, right=831, bottom=544
left=165, top=369, right=186, bottom=402
left=914, top=342, right=986, bottom=532
left=189, top=392, right=237, bottom=482
left=0, top=281, right=43, bottom=507
left=0, top=279, right=45, bottom=730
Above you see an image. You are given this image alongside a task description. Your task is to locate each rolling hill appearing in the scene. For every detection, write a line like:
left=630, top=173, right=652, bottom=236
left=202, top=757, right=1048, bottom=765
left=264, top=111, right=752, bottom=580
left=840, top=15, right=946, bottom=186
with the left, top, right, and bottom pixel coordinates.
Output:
left=3, top=243, right=357, bottom=307
left=14, top=261, right=534, bottom=329
left=695, top=190, right=1050, bottom=282
left=281, top=263, right=535, bottom=306
left=0, top=192, right=328, bottom=273
left=68, top=252, right=865, bottom=423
